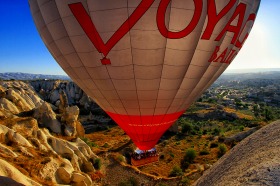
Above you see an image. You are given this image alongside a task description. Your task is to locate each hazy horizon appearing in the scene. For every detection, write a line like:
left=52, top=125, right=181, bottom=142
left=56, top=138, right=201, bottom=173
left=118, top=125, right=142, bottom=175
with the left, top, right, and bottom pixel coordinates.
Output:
left=1, top=68, right=280, bottom=77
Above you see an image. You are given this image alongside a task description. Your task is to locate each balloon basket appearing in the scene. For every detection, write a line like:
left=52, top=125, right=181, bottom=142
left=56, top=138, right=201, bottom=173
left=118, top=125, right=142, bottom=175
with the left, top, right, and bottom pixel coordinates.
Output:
left=131, top=148, right=159, bottom=167
left=131, top=155, right=159, bottom=167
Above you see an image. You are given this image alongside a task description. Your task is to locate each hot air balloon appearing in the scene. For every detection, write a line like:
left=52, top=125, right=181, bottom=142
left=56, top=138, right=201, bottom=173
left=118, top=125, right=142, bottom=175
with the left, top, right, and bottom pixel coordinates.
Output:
left=28, top=0, right=261, bottom=151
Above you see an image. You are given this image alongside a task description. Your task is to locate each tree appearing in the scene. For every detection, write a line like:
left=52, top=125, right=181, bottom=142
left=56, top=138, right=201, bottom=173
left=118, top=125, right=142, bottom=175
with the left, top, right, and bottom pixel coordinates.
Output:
left=169, top=166, right=183, bottom=177
left=218, top=144, right=227, bottom=158
left=184, top=148, right=196, bottom=163
left=253, top=104, right=260, bottom=117
left=264, top=107, right=274, bottom=121
left=182, top=122, right=193, bottom=134
left=235, top=98, right=243, bottom=108
left=93, top=158, right=101, bottom=170
left=212, top=127, right=221, bottom=136
left=181, top=148, right=197, bottom=170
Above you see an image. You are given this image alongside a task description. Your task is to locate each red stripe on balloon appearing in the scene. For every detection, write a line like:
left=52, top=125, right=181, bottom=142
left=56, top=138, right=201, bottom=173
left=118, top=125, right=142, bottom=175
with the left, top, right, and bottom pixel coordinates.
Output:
left=106, top=111, right=184, bottom=150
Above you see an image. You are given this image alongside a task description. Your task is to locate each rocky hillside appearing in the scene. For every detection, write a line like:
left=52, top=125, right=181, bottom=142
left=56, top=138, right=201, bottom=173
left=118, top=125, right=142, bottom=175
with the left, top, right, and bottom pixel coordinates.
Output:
left=0, top=80, right=99, bottom=185
left=195, top=120, right=280, bottom=186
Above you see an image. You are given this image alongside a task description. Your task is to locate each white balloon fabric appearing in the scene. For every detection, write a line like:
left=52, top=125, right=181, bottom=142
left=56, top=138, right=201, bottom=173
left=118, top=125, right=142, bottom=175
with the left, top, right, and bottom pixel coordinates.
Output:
left=29, top=0, right=261, bottom=150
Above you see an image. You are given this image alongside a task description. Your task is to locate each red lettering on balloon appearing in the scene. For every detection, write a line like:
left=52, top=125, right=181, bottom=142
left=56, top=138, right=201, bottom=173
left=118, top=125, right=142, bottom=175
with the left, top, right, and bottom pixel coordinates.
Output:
left=209, top=45, right=238, bottom=64
left=235, top=13, right=256, bottom=48
left=69, top=1, right=256, bottom=65
left=201, top=0, right=237, bottom=40
left=69, top=0, right=155, bottom=63
left=215, top=3, right=246, bottom=44
left=225, top=49, right=237, bottom=63
left=214, top=47, right=228, bottom=62
left=208, top=46, right=220, bottom=62
left=156, top=0, right=203, bottom=39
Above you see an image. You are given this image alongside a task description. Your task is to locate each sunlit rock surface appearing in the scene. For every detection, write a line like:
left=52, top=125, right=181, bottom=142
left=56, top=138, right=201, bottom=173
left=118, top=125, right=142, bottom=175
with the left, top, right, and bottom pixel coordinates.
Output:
left=0, top=80, right=97, bottom=185
left=195, top=120, right=280, bottom=186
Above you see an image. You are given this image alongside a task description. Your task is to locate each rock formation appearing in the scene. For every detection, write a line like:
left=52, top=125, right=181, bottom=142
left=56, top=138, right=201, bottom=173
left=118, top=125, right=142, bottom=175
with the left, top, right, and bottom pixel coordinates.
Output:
left=58, top=90, right=85, bottom=137
left=29, top=80, right=100, bottom=115
left=33, top=101, right=62, bottom=134
left=195, top=120, right=280, bottom=186
left=0, top=98, right=20, bottom=114
left=58, top=90, right=69, bottom=113
left=0, top=115, right=97, bottom=185
left=0, top=80, right=95, bottom=185
left=0, top=81, right=43, bottom=113
left=62, top=106, right=79, bottom=136
left=1, top=80, right=87, bottom=137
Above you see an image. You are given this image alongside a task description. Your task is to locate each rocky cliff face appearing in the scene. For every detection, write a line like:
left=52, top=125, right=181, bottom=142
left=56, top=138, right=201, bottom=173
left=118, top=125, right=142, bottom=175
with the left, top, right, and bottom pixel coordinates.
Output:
left=29, top=80, right=97, bottom=113
left=0, top=80, right=99, bottom=185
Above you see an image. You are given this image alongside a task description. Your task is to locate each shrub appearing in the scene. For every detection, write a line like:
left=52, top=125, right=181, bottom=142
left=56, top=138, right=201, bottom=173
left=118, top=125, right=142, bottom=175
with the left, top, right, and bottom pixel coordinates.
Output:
left=199, top=149, right=210, bottom=155
left=210, top=142, right=218, bottom=148
left=103, top=142, right=110, bottom=148
left=175, top=133, right=184, bottom=141
left=128, top=177, right=138, bottom=186
left=157, top=183, right=168, bottom=186
left=193, top=125, right=200, bottom=132
left=162, top=140, right=168, bottom=146
left=117, top=155, right=125, bottom=162
left=184, top=148, right=196, bottom=163
left=207, top=135, right=215, bottom=141
left=202, top=129, right=208, bottom=135
left=181, top=148, right=196, bottom=170
left=180, top=176, right=190, bottom=186
left=218, top=144, right=227, bottom=158
left=118, top=177, right=139, bottom=186
left=197, top=130, right=203, bottom=136
left=169, top=166, right=183, bottom=177
left=212, top=127, right=221, bottom=136
left=175, top=141, right=181, bottom=145
left=218, top=134, right=225, bottom=143
left=207, top=98, right=217, bottom=103
left=226, top=126, right=233, bottom=131
left=182, top=122, right=193, bottom=134
left=93, top=158, right=101, bottom=170
left=181, top=161, right=190, bottom=170
left=81, top=137, right=98, bottom=147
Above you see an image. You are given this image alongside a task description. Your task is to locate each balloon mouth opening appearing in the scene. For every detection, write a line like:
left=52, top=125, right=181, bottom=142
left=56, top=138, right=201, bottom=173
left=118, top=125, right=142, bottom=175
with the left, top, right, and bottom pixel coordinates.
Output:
left=106, top=110, right=185, bottom=151
left=133, top=140, right=159, bottom=151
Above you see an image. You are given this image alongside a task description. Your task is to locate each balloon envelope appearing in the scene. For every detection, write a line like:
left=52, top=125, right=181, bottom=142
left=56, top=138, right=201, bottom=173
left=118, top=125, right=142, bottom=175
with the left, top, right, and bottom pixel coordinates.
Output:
left=29, top=0, right=261, bottom=150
